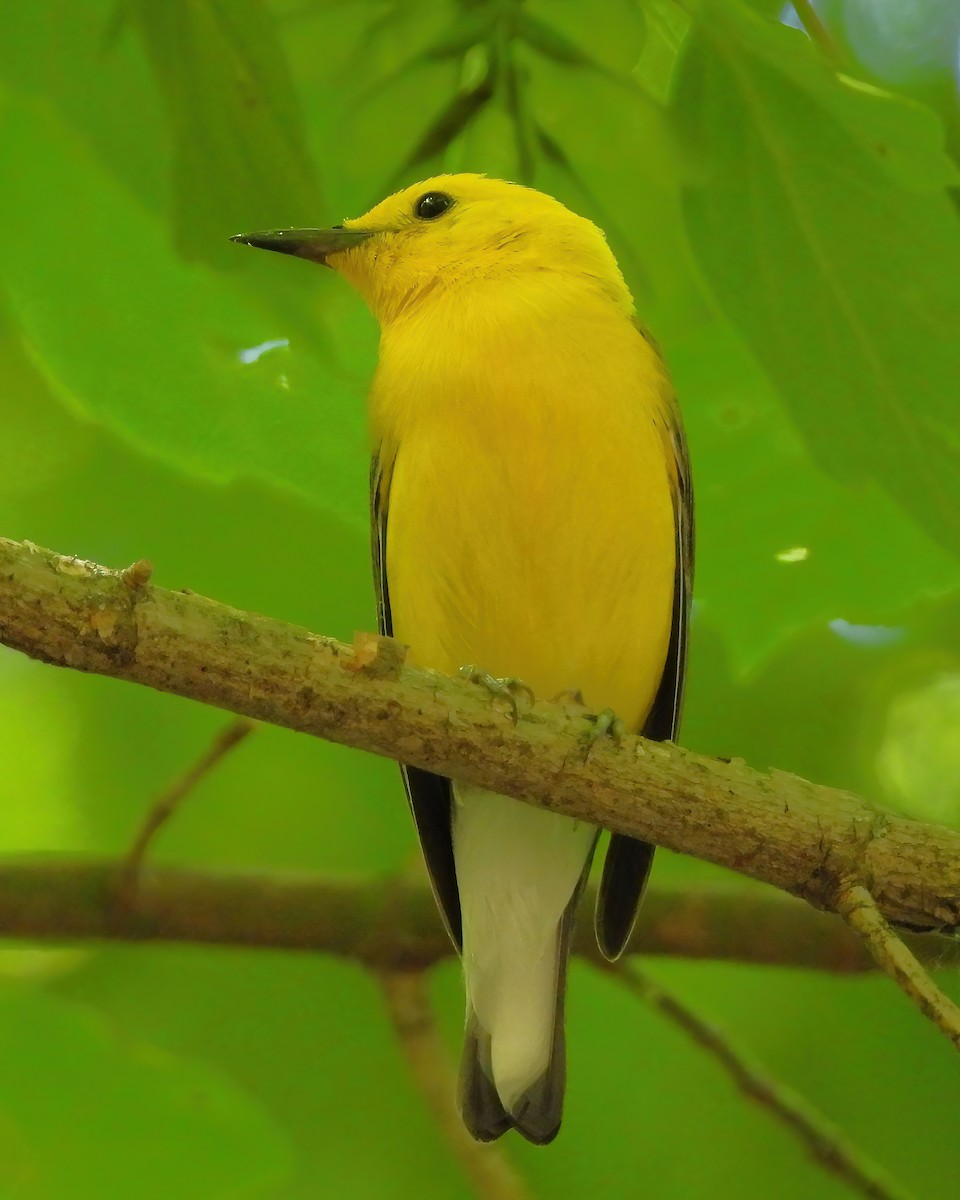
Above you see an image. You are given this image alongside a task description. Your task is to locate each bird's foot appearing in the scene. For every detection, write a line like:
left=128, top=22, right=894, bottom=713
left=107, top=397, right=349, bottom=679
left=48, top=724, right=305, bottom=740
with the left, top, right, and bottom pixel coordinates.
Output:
left=582, top=707, right=626, bottom=759
left=459, top=665, right=535, bottom=724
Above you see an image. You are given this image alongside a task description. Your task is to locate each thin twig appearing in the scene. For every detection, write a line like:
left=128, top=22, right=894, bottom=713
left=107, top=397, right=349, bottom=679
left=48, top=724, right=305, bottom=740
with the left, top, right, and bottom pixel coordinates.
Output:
left=837, top=881, right=960, bottom=1053
left=610, top=962, right=913, bottom=1200
left=114, top=719, right=255, bottom=905
left=792, top=0, right=845, bottom=69
left=378, top=971, right=531, bottom=1200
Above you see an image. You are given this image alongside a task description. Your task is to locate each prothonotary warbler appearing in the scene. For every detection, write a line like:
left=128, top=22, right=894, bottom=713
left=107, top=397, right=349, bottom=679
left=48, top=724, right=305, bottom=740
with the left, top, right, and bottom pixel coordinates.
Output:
left=233, top=174, right=694, bottom=1144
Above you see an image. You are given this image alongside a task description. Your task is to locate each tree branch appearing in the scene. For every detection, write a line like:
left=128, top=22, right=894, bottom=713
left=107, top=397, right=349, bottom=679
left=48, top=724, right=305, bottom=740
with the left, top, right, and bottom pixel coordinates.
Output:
left=2, top=534, right=960, bottom=932
left=837, top=882, right=960, bottom=1051
left=0, top=857, right=957, bottom=973
left=115, top=717, right=256, bottom=906
left=610, top=963, right=912, bottom=1200
left=791, top=0, right=846, bottom=69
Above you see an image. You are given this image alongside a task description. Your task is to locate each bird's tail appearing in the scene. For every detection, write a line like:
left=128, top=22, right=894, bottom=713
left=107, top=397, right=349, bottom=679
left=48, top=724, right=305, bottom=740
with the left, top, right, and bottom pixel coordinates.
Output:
left=457, top=874, right=586, bottom=1145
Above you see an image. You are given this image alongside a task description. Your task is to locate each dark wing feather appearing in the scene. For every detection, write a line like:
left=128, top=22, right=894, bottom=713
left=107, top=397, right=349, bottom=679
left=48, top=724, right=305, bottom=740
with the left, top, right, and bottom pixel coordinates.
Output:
left=641, top=392, right=694, bottom=743
left=371, top=450, right=463, bottom=951
left=596, top=334, right=695, bottom=960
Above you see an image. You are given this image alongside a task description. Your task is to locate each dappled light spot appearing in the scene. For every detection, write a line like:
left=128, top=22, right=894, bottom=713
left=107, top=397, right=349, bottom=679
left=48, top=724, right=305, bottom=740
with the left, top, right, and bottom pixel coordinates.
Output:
left=237, top=338, right=289, bottom=364
left=828, top=619, right=905, bottom=648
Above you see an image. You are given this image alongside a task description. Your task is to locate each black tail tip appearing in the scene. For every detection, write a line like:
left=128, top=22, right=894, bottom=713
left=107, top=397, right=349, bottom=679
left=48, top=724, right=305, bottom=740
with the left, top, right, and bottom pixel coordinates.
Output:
left=459, top=1090, right=562, bottom=1146
left=458, top=1015, right=564, bottom=1144
left=508, top=1078, right=563, bottom=1145
left=458, top=1017, right=511, bottom=1142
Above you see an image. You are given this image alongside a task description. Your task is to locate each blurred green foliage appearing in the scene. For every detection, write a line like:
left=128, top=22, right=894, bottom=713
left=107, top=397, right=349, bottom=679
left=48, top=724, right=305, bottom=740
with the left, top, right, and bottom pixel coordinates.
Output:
left=1, top=0, right=958, bottom=1196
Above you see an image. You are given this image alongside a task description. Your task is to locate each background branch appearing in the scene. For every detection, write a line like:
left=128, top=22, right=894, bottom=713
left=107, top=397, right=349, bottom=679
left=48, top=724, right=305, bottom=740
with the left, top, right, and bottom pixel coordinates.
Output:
left=0, top=857, right=956, bottom=973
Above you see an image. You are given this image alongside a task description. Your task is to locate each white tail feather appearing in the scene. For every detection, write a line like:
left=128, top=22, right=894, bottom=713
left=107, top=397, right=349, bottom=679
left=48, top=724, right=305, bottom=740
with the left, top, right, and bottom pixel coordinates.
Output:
left=452, top=785, right=595, bottom=1110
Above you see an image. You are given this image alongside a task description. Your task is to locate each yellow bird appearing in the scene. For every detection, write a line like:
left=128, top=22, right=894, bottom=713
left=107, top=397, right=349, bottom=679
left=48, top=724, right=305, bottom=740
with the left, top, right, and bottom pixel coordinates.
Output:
left=234, top=175, right=693, bottom=1144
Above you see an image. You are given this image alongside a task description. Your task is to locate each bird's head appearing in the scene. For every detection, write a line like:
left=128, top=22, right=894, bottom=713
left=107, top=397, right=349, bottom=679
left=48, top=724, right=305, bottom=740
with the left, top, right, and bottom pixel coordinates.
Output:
left=232, top=174, right=632, bottom=325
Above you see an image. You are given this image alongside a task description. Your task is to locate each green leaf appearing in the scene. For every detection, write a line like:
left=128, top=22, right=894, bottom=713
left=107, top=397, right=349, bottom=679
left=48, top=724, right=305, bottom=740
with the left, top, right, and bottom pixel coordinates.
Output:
left=721, top=10, right=960, bottom=190
left=0, top=320, right=92, bottom=503
left=525, top=0, right=648, bottom=79
left=344, top=8, right=493, bottom=116
left=674, top=6, right=960, bottom=559
left=0, top=96, right=371, bottom=524
left=518, top=11, right=636, bottom=85
left=420, top=7, right=496, bottom=61
left=824, top=75, right=960, bottom=192
left=670, top=322, right=959, bottom=669
left=387, top=81, right=495, bottom=185
left=633, top=0, right=691, bottom=103
left=0, top=0, right=170, bottom=217
left=133, top=0, right=325, bottom=267
left=62, top=948, right=470, bottom=1200
left=0, top=986, right=291, bottom=1199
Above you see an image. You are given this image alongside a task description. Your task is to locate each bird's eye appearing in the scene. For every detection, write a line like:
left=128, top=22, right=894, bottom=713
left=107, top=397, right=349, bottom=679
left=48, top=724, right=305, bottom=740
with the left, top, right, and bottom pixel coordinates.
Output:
left=415, top=191, right=454, bottom=221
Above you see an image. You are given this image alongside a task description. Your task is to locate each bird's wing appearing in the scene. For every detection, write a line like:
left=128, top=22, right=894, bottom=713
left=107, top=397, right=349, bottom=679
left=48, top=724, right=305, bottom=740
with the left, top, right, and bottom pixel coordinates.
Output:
left=642, top=385, right=695, bottom=744
left=596, top=328, right=695, bottom=960
left=371, top=449, right=464, bottom=951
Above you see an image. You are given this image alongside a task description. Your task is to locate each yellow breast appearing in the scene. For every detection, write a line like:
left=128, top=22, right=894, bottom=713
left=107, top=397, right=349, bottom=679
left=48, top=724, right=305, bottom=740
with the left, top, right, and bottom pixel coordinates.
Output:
left=372, top=282, right=676, bottom=731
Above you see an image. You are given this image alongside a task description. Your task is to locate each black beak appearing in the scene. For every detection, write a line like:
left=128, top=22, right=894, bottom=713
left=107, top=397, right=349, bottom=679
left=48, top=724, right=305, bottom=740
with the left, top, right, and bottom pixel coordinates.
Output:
left=230, top=226, right=374, bottom=266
